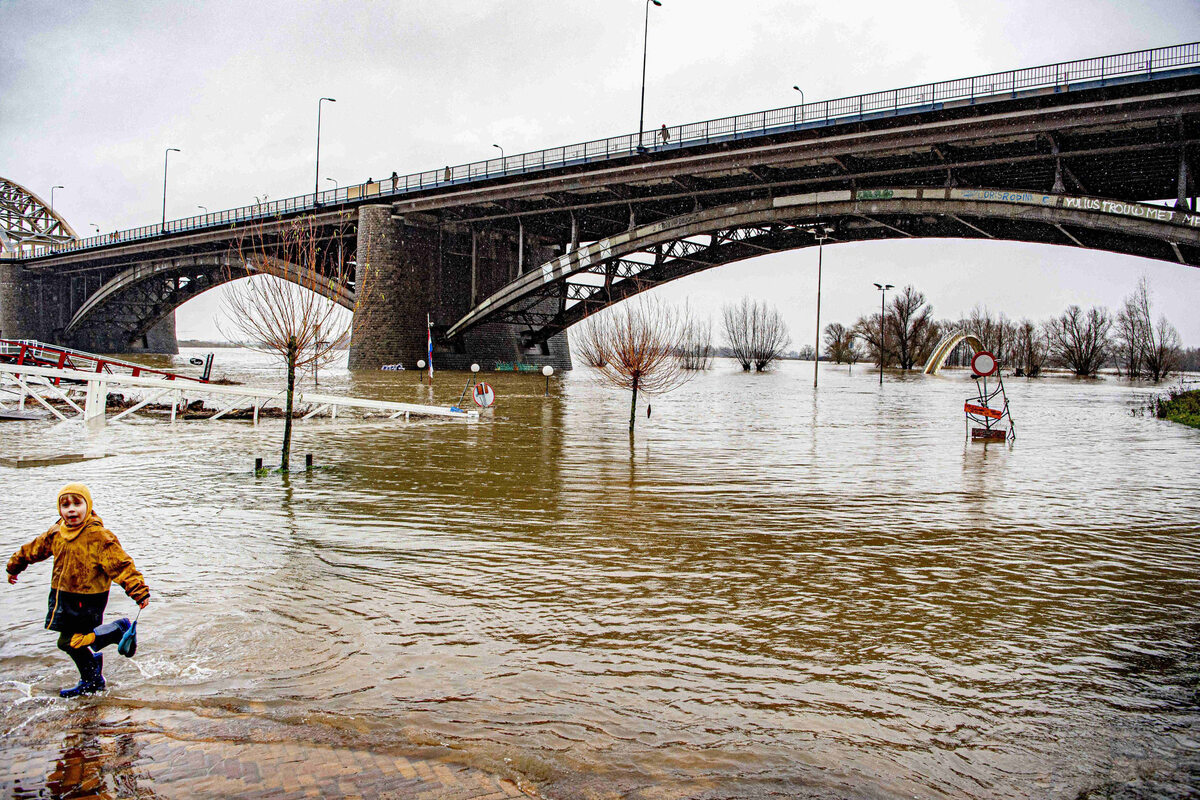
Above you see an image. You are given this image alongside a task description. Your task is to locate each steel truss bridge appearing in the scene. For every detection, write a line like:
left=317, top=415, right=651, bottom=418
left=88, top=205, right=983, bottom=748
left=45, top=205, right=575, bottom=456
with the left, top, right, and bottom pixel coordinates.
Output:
left=2, top=42, right=1198, bottom=362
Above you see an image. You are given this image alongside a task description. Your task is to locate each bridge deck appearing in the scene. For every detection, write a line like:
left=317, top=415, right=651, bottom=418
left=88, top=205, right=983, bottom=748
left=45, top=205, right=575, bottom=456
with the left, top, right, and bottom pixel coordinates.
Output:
left=4, top=42, right=1197, bottom=263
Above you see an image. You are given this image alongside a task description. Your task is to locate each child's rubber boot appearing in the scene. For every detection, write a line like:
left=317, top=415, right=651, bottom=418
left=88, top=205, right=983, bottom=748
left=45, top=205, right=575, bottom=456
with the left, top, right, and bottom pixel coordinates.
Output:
left=60, top=652, right=105, bottom=698
left=76, top=618, right=130, bottom=651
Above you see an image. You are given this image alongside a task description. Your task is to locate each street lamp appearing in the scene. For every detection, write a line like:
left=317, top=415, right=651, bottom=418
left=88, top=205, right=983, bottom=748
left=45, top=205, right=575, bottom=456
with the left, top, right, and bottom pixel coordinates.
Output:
left=162, top=148, right=179, bottom=231
left=326, top=177, right=338, bottom=192
left=638, top=0, right=663, bottom=153
left=807, top=225, right=833, bottom=388
left=874, top=282, right=893, bottom=386
left=542, top=364, right=554, bottom=395
left=50, top=185, right=63, bottom=212
left=90, top=223, right=99, bottom=234
left=492, top=144, right=504, bottom=160
left=197, top=205, right=208, bottom=215
left=314, top=97, right=336, bottom=204
left=792, top=85, right=805, bottom=125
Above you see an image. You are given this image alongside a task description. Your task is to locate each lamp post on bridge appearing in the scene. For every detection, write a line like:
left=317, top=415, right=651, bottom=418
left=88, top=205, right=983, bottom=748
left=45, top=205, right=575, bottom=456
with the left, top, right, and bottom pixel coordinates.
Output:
left=637, top=0, right=663, bottom=154
left=161, top=148, right=179, bottom=232
left=326, top=177, right=338, bottom=192
left=792, top=86, right=805, bottom=125
left=492, top=144, right=504, bottom=171
left=197, top=205, right=208, bottom=216
left=874, top=282, right=893, bottom=386
left=314, top=97, right=336, bottom=205
left=50, top=185, right=63, bottom=213
left=807, top=225, right=833, bottom=388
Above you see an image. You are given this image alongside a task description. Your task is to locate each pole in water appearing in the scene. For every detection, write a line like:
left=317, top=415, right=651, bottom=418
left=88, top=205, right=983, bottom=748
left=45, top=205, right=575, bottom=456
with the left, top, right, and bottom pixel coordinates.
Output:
left=255, top=457, right=263, bottom=472
left=305, top=454, right=313, bottom=470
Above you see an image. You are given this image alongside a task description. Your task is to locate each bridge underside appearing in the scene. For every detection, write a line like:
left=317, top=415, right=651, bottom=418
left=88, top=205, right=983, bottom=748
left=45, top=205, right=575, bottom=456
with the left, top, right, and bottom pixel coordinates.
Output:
left=447, top=190, right=1200, bottom=345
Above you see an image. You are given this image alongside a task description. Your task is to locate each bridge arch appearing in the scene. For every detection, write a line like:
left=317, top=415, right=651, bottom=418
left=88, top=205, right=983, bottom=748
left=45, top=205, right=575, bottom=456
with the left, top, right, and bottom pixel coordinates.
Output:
left=447, top=188, right=1200, bottom=344
left=922, top=331, right=985, bottom=375
left=0, top=177, right=78, bottom=254
left=63, top=253, right=354, bottom=348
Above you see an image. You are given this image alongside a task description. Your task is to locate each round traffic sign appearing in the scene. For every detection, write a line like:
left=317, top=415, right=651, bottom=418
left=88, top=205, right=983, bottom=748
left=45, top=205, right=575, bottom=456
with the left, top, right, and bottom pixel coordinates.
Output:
left=472, top=382, right=495, bottom=408
left=971, top=350, right=998, bottom=377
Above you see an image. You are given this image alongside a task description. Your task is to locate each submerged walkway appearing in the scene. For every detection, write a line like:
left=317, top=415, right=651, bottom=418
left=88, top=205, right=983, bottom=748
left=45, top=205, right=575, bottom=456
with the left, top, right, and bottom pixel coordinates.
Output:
left=1, top=705, right=539, bottom=799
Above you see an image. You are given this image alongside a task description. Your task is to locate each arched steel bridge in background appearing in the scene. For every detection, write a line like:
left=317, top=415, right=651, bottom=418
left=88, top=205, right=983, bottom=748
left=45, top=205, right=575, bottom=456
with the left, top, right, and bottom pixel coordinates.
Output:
left=0, top=177, right=77, bottom=253
left=923, top=331, right=986, bottom=375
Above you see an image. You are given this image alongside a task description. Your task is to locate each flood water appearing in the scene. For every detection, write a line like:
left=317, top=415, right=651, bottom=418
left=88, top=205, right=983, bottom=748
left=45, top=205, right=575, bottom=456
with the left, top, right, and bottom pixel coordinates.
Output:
left=2, top=348, right=1198, bottom=799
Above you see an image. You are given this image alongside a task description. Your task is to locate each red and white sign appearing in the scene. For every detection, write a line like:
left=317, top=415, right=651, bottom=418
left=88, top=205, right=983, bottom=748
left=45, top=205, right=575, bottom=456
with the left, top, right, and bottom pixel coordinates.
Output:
left=971, top=350, right=998, bottom=377
left=472, top=382, right=495, bottom=408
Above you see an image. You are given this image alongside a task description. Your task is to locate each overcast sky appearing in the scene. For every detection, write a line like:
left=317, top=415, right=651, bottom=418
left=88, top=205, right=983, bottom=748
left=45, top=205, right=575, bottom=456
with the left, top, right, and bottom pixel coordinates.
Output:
left=3, top=0, right=1199, bottom=345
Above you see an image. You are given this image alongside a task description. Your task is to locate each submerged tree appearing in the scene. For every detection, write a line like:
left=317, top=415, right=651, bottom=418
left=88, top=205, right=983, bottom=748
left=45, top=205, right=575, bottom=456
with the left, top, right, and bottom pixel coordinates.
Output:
left=886, top=286, right=938, bottom=370
left=722, top=297, right=791, bottom=372
left=1012, top=318, right=1048, bottom=377
left=678, top=315, right=715, bottom=371
left=221, top=214, right=356, bottom=470
left=1047, top=304, right=1112, bottom=377
left=574, top=297, right=692, bottom=432
left=823, top=322, right=853, bottom=364
left=1115, top=277, right=1182, bottom=382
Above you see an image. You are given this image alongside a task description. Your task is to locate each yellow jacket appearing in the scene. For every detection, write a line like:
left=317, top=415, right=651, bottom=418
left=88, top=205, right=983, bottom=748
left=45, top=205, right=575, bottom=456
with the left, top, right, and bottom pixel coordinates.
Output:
left=7, top=515, right=149, bottom=603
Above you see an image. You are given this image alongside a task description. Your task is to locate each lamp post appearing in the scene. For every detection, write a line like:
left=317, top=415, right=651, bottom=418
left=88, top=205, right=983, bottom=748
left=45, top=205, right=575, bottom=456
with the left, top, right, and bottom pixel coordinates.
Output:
left=792, top=85, right=805, bottom=126
left=874, top=282, right=893, bottom=386
left=90, top=223, right=100, bottom=235
left=542, top=364, right=554, bottom=395
left=197, top=205, right=208, bottom=215
left=50, top=185, right=63, bottom=212
left=314, top=97, right=336, bottom=204
left=638, top=0, right=663, bottom=153
left=162, top=148, right=179, bottom=231
left=326, top=177, right=338, bottom=192
left=492, top=144, right=504, bottom=159
left=807, top=225, right=833, bottom=388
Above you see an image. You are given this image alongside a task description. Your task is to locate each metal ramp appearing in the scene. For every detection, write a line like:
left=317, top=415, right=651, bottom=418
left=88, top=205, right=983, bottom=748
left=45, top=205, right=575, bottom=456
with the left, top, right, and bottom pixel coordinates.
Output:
left=0, top=363, right=477, bottom=425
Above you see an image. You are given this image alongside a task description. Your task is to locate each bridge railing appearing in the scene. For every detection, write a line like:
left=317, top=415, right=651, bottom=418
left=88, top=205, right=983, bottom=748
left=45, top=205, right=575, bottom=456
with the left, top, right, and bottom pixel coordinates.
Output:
left=11, top=41, right=1199, bottom=261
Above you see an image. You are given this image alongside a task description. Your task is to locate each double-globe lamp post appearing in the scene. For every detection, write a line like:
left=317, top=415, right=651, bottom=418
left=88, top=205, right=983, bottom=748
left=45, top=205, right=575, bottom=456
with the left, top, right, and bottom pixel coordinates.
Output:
left=807, top=225, right=833, bottom=388
left=162, top=148, right=180, bottom=231
left=638, top=0, right=663, bottom=153
left=874, top=282, right=893, bottom=386
left=314, top=97, right=336, bottom=204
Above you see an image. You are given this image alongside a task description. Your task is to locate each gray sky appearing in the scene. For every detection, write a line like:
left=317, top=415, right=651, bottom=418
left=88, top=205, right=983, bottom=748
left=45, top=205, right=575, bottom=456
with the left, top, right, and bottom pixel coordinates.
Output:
left=3, top=0, right=1199, bottom=344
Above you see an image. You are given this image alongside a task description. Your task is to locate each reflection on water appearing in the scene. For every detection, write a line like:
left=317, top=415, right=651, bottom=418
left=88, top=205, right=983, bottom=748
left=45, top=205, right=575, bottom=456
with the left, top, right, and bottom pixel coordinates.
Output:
left=2, top=349, right=1198, bottom=798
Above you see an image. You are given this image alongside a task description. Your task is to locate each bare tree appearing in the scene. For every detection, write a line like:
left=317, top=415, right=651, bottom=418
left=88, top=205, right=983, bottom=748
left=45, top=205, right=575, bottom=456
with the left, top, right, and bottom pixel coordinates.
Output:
left=1115, top=277, right=1182, bottom=382
left=1047, top=305, right=1112, bottom=376
left=1143, top=314, right=1182, bottom=382
left=721, top=297, right=791, bottom=372
left=575, top=297, right=692, bottom=431
left=964, top=306, right=1018, bottom=367
left=679, top=315, right=715, bottom=370
left=823, top=322, right=852, bottom=363
left=1012, top=319, right=1048, bottom=377
left=887, top=286, right=938, bottom=370
left=851, top=312, right=892, bottom=367
left=1114, top=280, right=1148, bottom=379
left=572, top=315, right=608, bottom=368
left=221, top=215, right=355, bottom=470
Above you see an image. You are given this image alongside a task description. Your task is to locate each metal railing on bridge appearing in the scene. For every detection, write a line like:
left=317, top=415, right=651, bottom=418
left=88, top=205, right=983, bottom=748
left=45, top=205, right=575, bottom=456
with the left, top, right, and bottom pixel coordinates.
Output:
left=10, top=41, right=1199, bottom=261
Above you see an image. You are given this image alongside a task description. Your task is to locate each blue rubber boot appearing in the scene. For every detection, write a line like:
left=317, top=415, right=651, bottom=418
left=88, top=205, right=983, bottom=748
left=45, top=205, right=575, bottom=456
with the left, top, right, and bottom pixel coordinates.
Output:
left=60, top=652, right=104, bottom=698
left=91, top=618, right=131, bottom=651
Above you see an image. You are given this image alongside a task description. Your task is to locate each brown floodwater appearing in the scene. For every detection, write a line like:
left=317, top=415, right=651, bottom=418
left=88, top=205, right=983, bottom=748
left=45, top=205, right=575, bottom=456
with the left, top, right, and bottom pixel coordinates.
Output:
left=2, top=349, right=1198, bottom=799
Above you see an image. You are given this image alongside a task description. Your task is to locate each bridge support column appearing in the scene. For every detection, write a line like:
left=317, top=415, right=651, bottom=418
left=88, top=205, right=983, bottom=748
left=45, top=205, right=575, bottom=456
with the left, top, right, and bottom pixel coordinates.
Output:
left=348, top=205, right=572, bottom=371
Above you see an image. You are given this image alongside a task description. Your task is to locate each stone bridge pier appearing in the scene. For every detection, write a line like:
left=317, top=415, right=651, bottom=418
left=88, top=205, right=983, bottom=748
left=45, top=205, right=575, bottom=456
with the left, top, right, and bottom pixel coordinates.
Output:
left=348, top=205, right=572, bottom=371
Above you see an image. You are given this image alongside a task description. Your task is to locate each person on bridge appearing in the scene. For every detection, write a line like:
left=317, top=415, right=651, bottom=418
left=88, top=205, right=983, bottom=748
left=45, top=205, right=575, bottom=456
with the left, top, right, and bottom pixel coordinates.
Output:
left=6, top=484, right=150, bottom=698
left=659, top=124, right=670, bottom=145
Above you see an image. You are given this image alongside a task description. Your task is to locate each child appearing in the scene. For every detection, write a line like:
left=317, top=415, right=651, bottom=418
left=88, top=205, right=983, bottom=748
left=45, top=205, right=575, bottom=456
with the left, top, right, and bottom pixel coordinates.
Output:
left=6, top=484, right=150, bottom=697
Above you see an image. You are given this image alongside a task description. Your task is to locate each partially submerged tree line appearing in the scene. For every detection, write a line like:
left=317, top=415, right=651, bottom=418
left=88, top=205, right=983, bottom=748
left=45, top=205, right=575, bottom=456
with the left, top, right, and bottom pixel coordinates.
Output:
left=722, top=297, right=791, bottom=372
left=220, top=214, right=361, bottom=470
